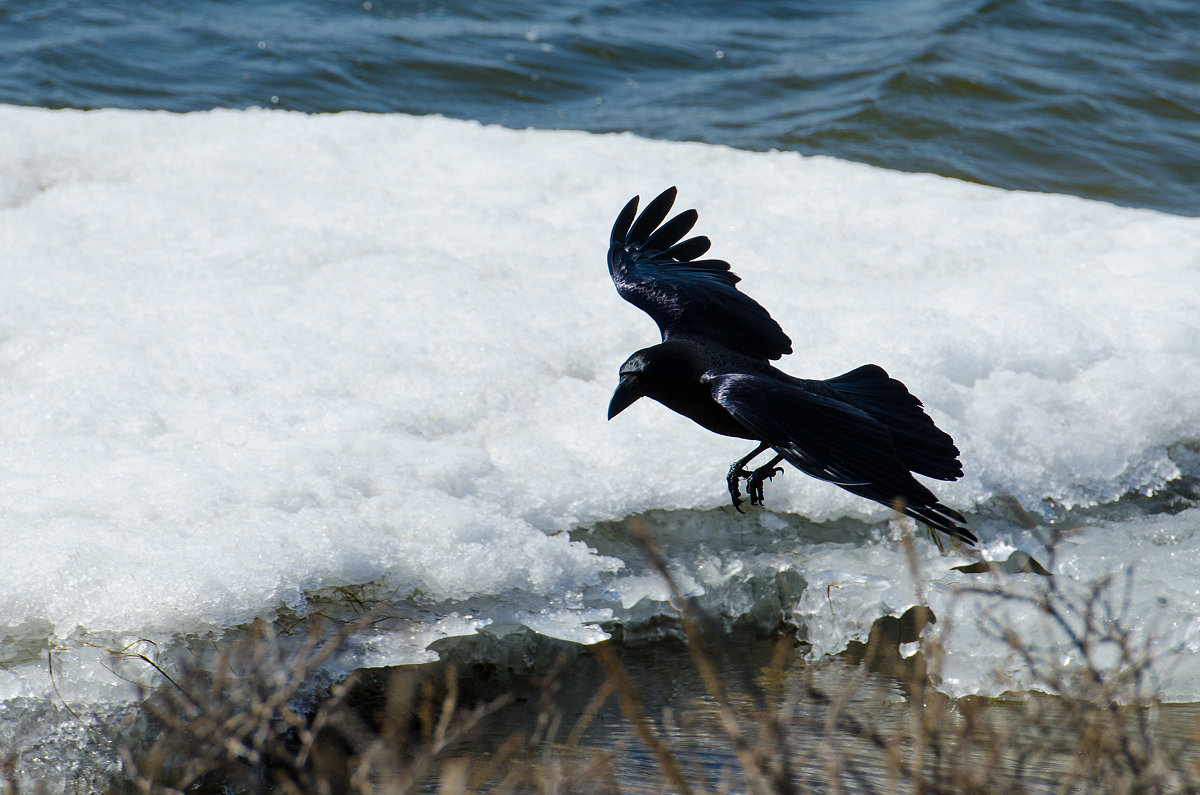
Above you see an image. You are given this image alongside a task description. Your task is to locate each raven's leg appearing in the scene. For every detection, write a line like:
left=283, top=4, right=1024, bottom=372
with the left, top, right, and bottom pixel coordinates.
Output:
left=747, top=455, right=785, bottom=506
left=727, top=442, right=771, bottom=513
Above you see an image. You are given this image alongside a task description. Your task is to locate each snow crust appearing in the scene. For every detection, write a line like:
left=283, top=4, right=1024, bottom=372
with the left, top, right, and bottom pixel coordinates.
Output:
left=1, top=106, right=1199, bottom=708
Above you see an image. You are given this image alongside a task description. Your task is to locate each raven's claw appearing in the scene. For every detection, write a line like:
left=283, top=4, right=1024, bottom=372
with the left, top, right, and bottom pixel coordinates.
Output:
left=727, top=464, right=752, bottom=512
left=747, top=465, right=784, bottom=506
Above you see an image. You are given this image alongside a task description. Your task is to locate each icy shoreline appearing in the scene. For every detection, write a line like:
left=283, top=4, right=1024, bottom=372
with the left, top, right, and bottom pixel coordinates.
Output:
left=2, top=105, right=1199, bottom=717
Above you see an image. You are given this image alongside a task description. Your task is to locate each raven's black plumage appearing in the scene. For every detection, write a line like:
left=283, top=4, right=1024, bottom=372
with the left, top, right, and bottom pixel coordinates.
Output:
left=607, top=187, right=974, bottom=545
left=608, top=188, right=793, bottom=362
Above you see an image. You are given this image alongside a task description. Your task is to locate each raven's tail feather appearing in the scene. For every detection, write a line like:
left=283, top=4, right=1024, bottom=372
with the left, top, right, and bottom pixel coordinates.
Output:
left=836, top=481, right=977, bottom=545
left=825, top=364, right=963, bottom=481
left=904, top=502, right=976, bottom=545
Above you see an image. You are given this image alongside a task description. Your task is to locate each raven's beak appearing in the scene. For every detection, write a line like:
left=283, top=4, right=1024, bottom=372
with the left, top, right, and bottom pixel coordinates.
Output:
left=607, top=376, right=642, bottom=419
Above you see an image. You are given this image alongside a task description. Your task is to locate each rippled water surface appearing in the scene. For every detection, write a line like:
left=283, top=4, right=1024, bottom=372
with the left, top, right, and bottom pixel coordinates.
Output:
left=3, top=0, right=1198, bottom=214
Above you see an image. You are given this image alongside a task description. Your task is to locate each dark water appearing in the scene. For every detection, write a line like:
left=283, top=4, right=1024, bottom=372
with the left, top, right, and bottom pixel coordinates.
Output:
left=310, top=634, right=1200, bottom=793
left=3, top=0, right=1198, bottom=215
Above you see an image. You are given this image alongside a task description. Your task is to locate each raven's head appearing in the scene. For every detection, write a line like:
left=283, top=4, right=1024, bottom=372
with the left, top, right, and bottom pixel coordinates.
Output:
left=607, top=350, right=651, bottom=419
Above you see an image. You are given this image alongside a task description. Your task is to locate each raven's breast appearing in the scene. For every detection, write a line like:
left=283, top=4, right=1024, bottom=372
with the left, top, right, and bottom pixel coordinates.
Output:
left=650, top=386, right=757, bottom=440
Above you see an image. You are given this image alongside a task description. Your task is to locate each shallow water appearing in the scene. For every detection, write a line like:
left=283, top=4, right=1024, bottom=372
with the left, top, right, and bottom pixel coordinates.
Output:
left=324, top=634, right=1200, bottom=793
left=2, top=0, right=1198, bottom=214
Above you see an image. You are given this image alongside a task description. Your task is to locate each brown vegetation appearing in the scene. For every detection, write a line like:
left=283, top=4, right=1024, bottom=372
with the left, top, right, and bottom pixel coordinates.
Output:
left=7, top=518, right=1200, bottom=793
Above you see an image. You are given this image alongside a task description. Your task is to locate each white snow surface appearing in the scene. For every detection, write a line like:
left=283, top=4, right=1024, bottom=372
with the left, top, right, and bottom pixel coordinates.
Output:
left=2, top=106, right=1200, bottom=703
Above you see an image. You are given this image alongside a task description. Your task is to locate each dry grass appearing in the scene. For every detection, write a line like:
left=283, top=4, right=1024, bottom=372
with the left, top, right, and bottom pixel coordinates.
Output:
left=8, top=517, right=1200, bottom=793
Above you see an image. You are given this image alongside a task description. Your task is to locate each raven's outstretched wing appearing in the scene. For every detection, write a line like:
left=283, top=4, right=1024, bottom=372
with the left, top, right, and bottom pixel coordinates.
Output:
left=705, top=370, right=975, bottom=544
left=608, top=187, right=792, bottom=361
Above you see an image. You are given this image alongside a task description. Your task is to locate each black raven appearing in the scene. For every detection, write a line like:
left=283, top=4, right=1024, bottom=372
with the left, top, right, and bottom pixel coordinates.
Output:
left=606, top=187, right=975, bottom=545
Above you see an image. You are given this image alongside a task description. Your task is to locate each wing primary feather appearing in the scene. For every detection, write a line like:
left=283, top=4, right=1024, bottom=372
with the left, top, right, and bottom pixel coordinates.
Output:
left=626, top=187, right=678, bottom=246
left=610, top=195, right=640, bottom=246
left=642, top=209, right=698, bottom=253
left=664, top=235, right=711, bottom=261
